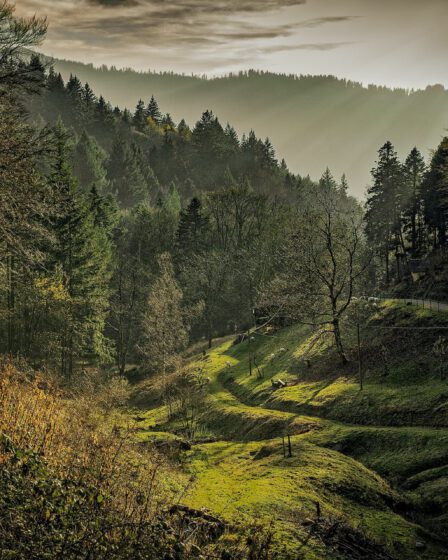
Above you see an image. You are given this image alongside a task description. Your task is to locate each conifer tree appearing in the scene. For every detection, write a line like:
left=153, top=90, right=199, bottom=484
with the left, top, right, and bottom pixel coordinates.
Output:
left=365, top=141, right=403, bottom=284
left=422, top=138, right=448, bottom=248
left=403, top=147, right=426, bottom=255
left=146, top=95, right=162, bottom=124
left=94, top=94, right=115, bottom=129
left=73, top=130, right=109, bottom=193
left=176, top=197, right=208, bottom=262
left=133, top=99, right=147, bottom=132
left=51, top=120, right=112, bottom=376
left=177, top=118, right=191, bottom=140
left=27, top=53, right=46, bottom=89
left=64, top=74, right=86, bottom=125
left=107, top=138, right=148, bottom=207
left=339, top=173, right=349, bottom=195
left=82, top=82, right=97, bottom=110
left=320, top=167, right=338, bottom=191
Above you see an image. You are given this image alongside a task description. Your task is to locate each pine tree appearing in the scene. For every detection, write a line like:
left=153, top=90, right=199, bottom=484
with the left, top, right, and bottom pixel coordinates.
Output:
left=177, top=118, right=191, bottom=140
left=365, top=141, right=403, bottom=284
left=176, top=197, right=208, bottom=262
left=73, top=130, right=109, bottom=193
left=223, top=123, right=239, bottom=159
left=82, top=82, right=97, bottom=109
left=422, top=137, right=448, bottom=248
left=403, top=147, right=426, bottom=255
left=262, top=138, right=277, bottom=170
left=339, top=173, right=349, bottom=196
left=122, top=108, right=132, bottom=124
left=66, top=73, right=82, bottom=93
left=107, top=138, right=148, bottom=207
left=133, top=99, right=147, bottom=132
left=146, top=95, right=162, bottom=125
left=95, top=95, right=114, bottom=128
left=51, top=120, right=112, bottom=376
left=47, top=67, right=65, bottom=94
left=320, top=168, right=338, bottom=191
left=27, top=53, right=46, bottom=89
left=192, top=110, right=226, bottom=186
left=64, top=74, right=86, bottom=125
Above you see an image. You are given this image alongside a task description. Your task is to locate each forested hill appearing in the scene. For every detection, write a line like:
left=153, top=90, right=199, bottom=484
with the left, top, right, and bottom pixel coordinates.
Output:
left=52, top=58, right=448, bottom=196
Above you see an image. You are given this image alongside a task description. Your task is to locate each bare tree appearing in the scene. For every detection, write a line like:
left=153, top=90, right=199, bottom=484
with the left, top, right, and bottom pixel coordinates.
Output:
left=266, top=185, right=371, bottom=364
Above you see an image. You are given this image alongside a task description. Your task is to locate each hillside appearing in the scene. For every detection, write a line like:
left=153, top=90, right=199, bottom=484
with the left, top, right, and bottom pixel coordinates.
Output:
left=120, top=301, right=448, bottom=559
left=51, top=59, right=448, bottom=196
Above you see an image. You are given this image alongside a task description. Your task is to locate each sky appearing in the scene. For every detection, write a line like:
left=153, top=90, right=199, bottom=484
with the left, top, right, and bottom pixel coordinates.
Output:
left=15, top=0, right=448, bottom=89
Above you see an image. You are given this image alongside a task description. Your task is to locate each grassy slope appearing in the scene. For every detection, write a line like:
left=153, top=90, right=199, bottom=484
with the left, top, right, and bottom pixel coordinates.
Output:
left=128, top=302, right=448, bottom=558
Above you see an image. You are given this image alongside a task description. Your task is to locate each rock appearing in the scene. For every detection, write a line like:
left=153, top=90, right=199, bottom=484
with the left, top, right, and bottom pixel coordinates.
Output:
left=415, top=541, right=426, bottom=551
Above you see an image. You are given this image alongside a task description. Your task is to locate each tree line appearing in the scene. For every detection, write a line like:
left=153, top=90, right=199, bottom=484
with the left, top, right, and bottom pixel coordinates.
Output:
left=365, top=139, right=448, bottom=290
left=28, top=59, right=299, bottom=206
left=2, top=1, right=448, bottom=379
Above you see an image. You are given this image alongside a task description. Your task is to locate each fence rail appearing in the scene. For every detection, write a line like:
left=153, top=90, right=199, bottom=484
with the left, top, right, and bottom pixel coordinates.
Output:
left=358, top=296, right=448, bottom=313
left=385, top=298, right=448, bottom=313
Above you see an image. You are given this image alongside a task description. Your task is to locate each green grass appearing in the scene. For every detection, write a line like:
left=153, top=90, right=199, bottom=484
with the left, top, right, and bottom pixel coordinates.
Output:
left=183, top=439, right=438, bottom=559
left=123, top=302, right=448, bottom=557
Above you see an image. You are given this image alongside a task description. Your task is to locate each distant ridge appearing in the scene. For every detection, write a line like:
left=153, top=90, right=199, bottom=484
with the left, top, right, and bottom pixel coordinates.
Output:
left=51, top=56, right=448, bottom=196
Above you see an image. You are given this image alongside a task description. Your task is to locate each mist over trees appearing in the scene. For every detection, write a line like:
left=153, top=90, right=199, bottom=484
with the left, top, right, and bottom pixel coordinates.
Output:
left=51, top=57, right=448, bottom=196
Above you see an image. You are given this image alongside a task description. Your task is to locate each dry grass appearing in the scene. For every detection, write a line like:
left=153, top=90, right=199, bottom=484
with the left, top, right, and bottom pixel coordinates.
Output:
left=0, top=358, right=278, bottom=559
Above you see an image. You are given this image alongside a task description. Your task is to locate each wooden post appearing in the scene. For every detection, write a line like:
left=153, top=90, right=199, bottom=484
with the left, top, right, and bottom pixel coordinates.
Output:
left=287, top=434, right=292, bottom=457
left=357, top=322, right=363, bottom=391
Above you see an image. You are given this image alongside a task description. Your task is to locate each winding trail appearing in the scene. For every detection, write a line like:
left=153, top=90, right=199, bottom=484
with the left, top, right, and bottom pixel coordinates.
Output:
left=203, top=344, right=448, bottom=443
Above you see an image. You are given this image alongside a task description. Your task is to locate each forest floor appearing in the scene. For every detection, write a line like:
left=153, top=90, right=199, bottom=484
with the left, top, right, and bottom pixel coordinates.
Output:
left=122, top=301, right=448, bottom=559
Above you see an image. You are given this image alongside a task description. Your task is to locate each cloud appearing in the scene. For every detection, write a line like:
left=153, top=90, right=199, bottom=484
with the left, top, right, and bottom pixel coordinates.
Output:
left=259, top=42, right=353, bottom=54
left=295, top=16, right=359, bottom=28
left=84, top=0, right=307, bottom=14
left=88, top=0, right=139, bottom=6
left=17, top=0, right=360, bottom=73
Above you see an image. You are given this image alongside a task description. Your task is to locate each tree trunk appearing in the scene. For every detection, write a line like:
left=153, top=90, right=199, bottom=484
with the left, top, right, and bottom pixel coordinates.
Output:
left=385, top=250, right=390, bottom=286
left=333, top=318, right=348, bottom=365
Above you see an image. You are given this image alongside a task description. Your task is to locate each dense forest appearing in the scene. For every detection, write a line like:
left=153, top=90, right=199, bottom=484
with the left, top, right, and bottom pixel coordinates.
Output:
left=4, top=50, right=448, bottom=373
left=52, top=56, right=448, bottom=195
left=2, top=2, right=448, bottom=559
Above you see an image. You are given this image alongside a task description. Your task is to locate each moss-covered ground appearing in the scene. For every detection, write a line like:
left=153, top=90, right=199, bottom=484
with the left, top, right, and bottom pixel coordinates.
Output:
left=125, top=302, right=448, bottom=559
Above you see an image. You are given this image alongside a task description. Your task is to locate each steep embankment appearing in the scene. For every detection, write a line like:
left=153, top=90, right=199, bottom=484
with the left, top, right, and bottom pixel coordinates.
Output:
left=128, top=301, right=448, bottom=559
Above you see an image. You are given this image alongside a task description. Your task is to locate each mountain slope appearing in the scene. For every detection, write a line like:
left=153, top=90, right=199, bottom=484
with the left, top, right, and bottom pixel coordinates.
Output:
left=52, top=59, right=448, bottom=196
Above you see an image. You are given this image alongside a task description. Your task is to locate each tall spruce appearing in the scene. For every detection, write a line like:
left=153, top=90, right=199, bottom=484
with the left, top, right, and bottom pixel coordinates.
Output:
left=51, top=120, right=112, bottom=376
left=403, top=147, right=426, bottom=255
left=422, top=137, right=448, bottom=248
left=365, top=141, right=403, bottom=284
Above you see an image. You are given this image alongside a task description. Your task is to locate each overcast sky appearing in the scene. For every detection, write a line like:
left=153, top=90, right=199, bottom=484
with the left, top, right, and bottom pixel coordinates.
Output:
left=15, top=0, right=448, bottom=89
